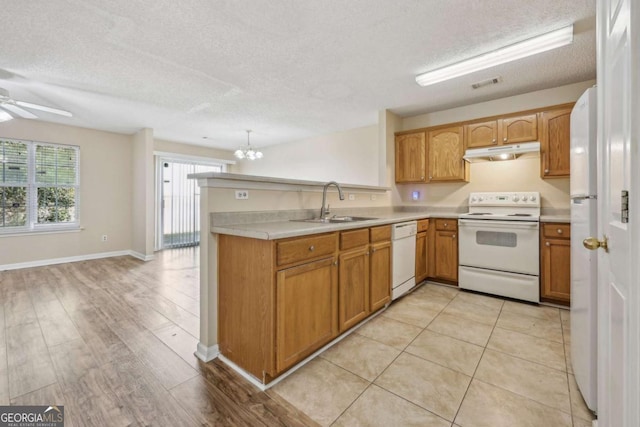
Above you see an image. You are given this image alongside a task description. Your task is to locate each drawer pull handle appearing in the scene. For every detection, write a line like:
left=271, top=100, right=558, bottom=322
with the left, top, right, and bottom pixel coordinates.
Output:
left=309, top=245, right=315, bottom=252
left=557, top=229, right=563, bottom=234
left=503, top=137, right=508, bottom=142
left=546, top=242, right=551, bottom=246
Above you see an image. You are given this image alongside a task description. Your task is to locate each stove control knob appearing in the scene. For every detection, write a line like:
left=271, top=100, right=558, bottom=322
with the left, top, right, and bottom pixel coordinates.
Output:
left=529, top=195, right=537, bottom=202
left=471, top=196, right=478, bottom=203
left=512, top=195, right=520, bottom=202
left=478, top=196, right=484, bottom=202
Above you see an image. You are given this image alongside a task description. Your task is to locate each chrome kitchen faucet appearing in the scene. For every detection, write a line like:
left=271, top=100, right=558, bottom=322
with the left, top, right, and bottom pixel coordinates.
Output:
left=320, top=181, right=345, bottom=219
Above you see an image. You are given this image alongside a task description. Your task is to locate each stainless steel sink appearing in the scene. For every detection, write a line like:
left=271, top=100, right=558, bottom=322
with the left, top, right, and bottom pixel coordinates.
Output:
left=291, top=216, right=378, bottom=224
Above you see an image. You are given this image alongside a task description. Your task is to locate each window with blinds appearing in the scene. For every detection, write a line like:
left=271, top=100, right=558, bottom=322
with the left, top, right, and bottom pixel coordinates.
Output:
left=0, top=138, right=79, bottom=233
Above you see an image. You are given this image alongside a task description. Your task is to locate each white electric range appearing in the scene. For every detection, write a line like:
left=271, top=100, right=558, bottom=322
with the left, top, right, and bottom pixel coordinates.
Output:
left=458, top=192, right=541, bottom=303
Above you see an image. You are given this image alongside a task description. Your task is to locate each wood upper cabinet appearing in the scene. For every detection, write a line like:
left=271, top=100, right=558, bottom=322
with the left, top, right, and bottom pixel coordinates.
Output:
left=465, top=120, right=499, bottom=148
left=276, top=257, right=338, bottom=372
left=500, top=114, right=537, bottom=144
left=431, top=218, right=458, bottom=283
left=338, top=246, right=370, bottom=332
left=428, top=126, right=468, bottom=182
left=540, top=108, right=572, bottom=178
left=540, top=223, right=571, bottom=305
left=369, top=240, right=391, bottom=312
left=395, top=132, right=427, bottom=183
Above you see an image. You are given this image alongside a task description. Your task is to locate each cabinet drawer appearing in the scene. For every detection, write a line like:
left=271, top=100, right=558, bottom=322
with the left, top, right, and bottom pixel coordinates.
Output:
left=543, top=223, right=571, bottom=239
left=277, top=233, right=338, bottom=266
left=370, top=225, right=391, bottom=243
left=340, top=228, right=370, bottom=251
left=435, top=219, right=457, bottom=231
left=417, top=219, right=430, bottom=232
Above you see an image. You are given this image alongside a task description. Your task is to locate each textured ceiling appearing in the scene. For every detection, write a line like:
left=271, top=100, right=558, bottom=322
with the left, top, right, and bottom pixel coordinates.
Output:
left=0, top=0, right=595, bottom=150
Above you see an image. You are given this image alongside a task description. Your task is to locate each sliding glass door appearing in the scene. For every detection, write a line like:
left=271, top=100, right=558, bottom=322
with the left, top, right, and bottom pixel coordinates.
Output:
left=158, top=159, right=221, bottom=249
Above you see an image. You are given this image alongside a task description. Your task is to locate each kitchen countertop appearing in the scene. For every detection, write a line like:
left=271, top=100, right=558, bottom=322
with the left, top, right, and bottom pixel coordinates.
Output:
left=212, top=211, right=460, bottom=240
left=540, top=215, right=571, bottom=223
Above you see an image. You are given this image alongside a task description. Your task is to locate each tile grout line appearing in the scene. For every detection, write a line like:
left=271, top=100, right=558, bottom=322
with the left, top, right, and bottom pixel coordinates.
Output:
left=450, top=299, right=504, bottom=424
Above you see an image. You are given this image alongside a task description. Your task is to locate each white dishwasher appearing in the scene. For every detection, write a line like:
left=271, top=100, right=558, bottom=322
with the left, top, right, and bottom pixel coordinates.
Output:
left=391, top=221, right=417, bottom=300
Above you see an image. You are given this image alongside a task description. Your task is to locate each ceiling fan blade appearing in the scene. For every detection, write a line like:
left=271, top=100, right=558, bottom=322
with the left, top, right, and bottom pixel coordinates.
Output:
left=15, top=100, right=72, bottom=117
left=1, top=103, right=37, bottom=119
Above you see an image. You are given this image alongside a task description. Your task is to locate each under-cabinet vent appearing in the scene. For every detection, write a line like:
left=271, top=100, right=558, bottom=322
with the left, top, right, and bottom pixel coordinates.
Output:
left=472, top=76, right=503, bottom=89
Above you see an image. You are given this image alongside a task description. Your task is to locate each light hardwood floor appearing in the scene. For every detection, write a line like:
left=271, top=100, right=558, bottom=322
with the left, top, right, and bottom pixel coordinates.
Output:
left=0, top=248, right=316, bottom=426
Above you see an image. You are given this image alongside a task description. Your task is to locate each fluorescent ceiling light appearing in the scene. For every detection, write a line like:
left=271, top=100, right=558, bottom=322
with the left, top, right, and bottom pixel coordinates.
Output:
left=416, top=25, right=574, bottom=87
left=0, top=110, right=13, bottom=122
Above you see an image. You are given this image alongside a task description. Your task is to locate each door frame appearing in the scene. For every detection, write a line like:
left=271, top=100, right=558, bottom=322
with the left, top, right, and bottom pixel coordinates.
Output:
left=153, top=152, right=230, bottom=251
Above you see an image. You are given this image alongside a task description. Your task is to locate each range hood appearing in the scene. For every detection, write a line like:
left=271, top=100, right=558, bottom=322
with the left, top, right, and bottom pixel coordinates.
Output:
left=463, top=142, right=540, bottom=162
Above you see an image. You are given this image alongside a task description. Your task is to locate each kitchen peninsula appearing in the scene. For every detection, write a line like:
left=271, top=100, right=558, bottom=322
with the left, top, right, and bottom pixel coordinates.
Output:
left=190, top=172, right=461, bottom=387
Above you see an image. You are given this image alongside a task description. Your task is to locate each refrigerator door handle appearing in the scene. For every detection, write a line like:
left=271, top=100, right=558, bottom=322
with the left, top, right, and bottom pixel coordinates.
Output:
left=571, top=195, right=597, bottom=200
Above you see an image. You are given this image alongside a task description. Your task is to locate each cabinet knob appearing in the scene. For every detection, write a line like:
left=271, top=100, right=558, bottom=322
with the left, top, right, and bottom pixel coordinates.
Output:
left=333, top=260, right=338, bottom=266
left=421, top=176, right=425, bottom=180
left=371, top=248, right=376, bottom=253
left=503, top=137, right=508, bottom=142
left=429, top=176, right=433, bottom=180
left=492, top=139, right=497, bottom=144
left=366, top=252, right=370, bottom=256
left=309, top=245, right=315, bottom=252
left=557, top=229, right=563, bottom=234
left=452, top=234, right=456, bottom=239
left=544, top=169, right=550, bottom=174
left=546, top=242, right=550, bottom=246
left=444, top=223, right=448, bottom=227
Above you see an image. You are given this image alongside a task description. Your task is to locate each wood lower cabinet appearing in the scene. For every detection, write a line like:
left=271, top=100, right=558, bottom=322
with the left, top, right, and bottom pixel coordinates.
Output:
left=395, top=132, right=427, bottom=183
left=540, top=108, right=572, bottom=178
left=218, top=224, right=392, bottom=383
left=277, top=257, right=338, bottom=372
left=370, top=240, right=391, bottom=311
left=339, top=246, right=370, bottom=331
left=428, top=126, right=468, bottom=182
left=540, top=223, right=571, bottom=305
left=415, top=218, right=430, bottom=283
left=430, top=218, right=458, bottom=283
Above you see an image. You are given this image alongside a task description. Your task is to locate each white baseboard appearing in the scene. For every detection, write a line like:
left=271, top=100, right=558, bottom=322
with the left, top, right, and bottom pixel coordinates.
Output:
left=0, top=249, right=154, bottom=271
left=129, top=250, right=155, bottom=262
left=194, top=343, right=219, bottom=362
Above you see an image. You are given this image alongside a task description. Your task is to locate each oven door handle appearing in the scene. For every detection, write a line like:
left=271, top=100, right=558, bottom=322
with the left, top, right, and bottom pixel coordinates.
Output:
left=458, top=219, right=539, bottom=229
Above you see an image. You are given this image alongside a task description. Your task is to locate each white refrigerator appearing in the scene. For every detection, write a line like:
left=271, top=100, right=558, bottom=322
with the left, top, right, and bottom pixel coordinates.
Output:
left=570, top=86, right=598, bottom=411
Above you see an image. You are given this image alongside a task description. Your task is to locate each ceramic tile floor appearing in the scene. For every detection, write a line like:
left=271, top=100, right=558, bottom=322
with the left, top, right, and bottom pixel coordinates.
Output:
left=268, top=283, right=596, bottom=427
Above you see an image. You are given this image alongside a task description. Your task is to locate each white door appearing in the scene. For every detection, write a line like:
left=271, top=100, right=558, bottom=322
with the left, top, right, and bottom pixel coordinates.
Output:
left=596, top=0, right=639, bottom=425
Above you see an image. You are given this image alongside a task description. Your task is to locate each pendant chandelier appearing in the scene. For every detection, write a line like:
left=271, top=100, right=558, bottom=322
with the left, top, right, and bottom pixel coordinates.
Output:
left=234, top=130, right=263, bottom=160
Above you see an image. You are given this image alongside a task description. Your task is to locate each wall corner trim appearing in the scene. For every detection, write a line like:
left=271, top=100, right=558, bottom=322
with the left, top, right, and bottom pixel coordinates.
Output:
left=129, top=251, right=155, bottom=262
left=195, top=342, right=219, bottom=362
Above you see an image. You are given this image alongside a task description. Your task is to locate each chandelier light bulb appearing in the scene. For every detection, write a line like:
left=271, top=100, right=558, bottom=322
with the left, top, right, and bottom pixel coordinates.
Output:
left=234, top=130, right=263, bottom=160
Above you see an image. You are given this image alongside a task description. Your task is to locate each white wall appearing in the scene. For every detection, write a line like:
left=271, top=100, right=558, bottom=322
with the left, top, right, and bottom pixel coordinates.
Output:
left=131, top=128, right=154, bottom=258
left=395, top=80, right=596, bottom=209
left=0, top=119, right=133, bottom=266
left=235, top=125, right=379, bottom=186
left=154, top=139, right=236, bottom=167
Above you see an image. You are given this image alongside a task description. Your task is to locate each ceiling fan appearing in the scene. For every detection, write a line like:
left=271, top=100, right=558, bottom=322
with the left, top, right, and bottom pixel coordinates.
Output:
left=0, top=87, right=72, bottom=121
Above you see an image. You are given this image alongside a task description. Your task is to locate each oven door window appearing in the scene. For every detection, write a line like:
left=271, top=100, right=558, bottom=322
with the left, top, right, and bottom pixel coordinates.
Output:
left=476, top=230, right=517, bottom=248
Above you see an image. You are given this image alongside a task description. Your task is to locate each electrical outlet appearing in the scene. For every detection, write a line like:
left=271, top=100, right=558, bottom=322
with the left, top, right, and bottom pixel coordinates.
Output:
left=348, top=194, right=356, bottom=201
left=101, top=235, right=108, bottom=242
left=370, top=194, right=377, bottom=201
left=235, top=190, right=249, bottom=200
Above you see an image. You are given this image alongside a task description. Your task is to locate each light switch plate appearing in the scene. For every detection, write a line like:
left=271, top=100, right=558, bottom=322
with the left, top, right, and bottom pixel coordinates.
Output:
left=235, top=190, right=249, bottom=200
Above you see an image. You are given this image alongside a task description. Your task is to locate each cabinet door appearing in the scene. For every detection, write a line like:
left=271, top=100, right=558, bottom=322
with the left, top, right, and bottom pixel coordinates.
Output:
left=541, top=238, right=571, bottom=304
left=395, top=132, right=426, bottom=183
left=500, top=114, right=537, bottom=144
left=339, top=247, right=370, bottom=331
left=434, top=230, right=458, bottom=282
left=370, top=241, right=391, bottom=312
left=465, top=121, right=498, bottom=148
left=428, top=126, right=467, bottom=182
left=276, top=257, right=338, bottom=372
left=415, top=231, right=428, bottom=283
left=540, top=108, right=572, bottom=178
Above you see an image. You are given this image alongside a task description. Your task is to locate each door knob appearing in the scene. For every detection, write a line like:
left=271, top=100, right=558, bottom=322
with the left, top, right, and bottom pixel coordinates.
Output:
left=583, top=236, right=608, bottom=252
